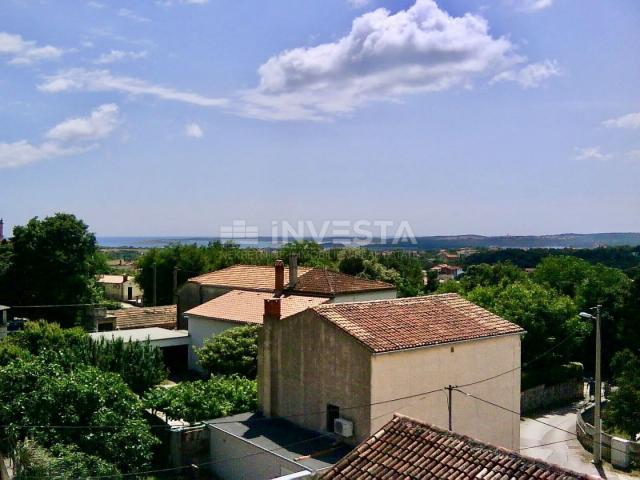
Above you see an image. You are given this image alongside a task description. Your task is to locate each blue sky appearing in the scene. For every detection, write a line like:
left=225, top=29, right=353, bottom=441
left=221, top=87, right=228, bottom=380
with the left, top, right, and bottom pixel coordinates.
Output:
left=1, top=0, right=639, bottom=237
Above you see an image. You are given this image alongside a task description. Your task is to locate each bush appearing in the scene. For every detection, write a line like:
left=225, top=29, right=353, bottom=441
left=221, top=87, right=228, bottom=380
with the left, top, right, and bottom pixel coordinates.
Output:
left=196, top=325, right=260, bottom=378
left=145, top=376, right=257, bottom=423
left=522, top=362, right=583, bottom=390
left=604, top=350, right=640, bottom=438
left=15, top=440, right=121, bottom=479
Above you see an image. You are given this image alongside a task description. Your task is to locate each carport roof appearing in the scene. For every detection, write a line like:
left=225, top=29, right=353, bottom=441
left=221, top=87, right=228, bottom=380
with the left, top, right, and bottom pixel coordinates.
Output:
left=89, top=327, right=189, bottom=343
left=206, top=412, right=352, bottom=473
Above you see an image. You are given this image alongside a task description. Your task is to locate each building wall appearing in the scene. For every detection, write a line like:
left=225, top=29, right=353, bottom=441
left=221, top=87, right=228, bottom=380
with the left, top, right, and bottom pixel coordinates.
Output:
left=101, top=279, right=142, bottom=302
left=331, top=289, right=397, bottom=303
left=187, top=316, right=245, bottom=371
left=259, top=310, right=372, bottom=444
left=369, top=334, right=521, bottom=450
left=209, top=426, right=307, bottom=480
left=177, top=283, right=230, bottom=328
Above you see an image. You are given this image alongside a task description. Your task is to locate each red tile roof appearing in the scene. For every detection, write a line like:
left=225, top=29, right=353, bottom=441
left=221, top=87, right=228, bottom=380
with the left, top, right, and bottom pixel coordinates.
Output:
left=292, top=269, right=395, bottom=295
left=188, top=264, right=395, bottom=296
left=322, top=414, right=592, bottom=480
left=184, top=290, right=328, bottom=325
left=108, top=305, right=176, bottom=330
left=188, top=265, right=312, bottom=292
left=312, top=293, right=524, bottom=353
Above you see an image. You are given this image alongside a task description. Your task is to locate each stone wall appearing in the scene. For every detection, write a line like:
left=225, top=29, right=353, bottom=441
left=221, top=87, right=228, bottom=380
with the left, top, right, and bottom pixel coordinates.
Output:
left=520, top=378, right=584, bottom=413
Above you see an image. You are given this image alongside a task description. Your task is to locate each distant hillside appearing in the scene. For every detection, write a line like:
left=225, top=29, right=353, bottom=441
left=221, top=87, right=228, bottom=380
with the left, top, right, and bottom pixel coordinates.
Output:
left=372, top=233, right=640, bottom=250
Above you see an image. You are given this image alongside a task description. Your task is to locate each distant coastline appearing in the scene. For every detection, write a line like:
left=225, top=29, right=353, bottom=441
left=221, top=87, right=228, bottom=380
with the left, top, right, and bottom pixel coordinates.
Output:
left=97, top=232, right=640, bottom=250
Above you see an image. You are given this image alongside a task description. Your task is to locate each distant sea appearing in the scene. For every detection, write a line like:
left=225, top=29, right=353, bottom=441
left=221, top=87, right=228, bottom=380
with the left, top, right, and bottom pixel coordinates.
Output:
left=97, top=237, right=279, bottom=249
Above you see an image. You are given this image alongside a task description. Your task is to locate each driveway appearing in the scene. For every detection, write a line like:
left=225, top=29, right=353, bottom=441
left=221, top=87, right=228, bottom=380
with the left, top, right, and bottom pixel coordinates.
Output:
left=520, top=403, right=638, bottom=479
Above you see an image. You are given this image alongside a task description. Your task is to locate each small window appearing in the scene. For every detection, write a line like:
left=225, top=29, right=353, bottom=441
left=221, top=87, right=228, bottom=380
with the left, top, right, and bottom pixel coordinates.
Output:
left=326, top=404, right=340, bottom=433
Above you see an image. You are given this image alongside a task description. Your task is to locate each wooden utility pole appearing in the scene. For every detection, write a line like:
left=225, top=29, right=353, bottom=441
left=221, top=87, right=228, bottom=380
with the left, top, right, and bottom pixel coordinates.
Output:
left=173, top=267, right=179, bottom=304
left=152, top=263, right=157, bottom=307
left=446, top=385, right=454, bottom=431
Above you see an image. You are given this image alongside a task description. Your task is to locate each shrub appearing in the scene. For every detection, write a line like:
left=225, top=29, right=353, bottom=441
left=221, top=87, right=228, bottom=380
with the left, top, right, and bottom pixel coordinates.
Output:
left=145, top=376, right=257, bottom=423
left=604, top=349, right=640, bottom=438
left=196, top=325, right=260, bottom=378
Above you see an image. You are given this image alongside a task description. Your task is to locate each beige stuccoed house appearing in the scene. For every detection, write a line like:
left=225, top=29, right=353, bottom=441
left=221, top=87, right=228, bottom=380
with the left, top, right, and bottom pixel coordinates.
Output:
left=258, top=293, right=525, bottom=451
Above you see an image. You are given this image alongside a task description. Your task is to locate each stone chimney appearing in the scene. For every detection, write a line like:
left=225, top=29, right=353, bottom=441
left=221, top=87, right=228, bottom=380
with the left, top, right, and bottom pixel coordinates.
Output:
left=259, top=297, right=281, bottom=417
left=274, top=260, right=285, bottom=294
left=288, top=253, right=298, bottom=288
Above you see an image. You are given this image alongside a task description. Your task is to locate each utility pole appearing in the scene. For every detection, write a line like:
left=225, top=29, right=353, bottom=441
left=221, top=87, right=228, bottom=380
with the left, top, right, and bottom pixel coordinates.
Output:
left=594, top=305, right=602, bottom=465
left=579, top=306, right=602, bottom=465
left=152, top=263, right=157, bottom=307
left=446, top=385, right=454, bottom=431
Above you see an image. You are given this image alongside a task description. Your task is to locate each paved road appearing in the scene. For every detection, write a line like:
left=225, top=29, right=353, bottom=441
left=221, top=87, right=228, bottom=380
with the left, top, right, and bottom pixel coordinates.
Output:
left=520, top=403, right=638, bottom=479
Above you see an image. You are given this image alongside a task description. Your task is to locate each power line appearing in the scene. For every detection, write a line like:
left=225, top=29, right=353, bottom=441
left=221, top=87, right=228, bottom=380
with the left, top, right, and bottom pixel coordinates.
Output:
left=455, top=388, right=628, bottom=456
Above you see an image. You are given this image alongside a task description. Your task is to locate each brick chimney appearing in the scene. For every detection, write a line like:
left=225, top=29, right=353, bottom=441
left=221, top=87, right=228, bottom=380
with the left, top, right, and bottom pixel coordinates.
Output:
left=288, top=253, right=298, bottom=288
left=263, top=298, right=281, bottom=321
left=274, top=260, right=285, bottom=294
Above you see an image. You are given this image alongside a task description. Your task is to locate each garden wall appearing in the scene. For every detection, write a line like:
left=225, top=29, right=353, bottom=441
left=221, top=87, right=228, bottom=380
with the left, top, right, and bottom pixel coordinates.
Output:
left=520, top=378, right=584, bottom=413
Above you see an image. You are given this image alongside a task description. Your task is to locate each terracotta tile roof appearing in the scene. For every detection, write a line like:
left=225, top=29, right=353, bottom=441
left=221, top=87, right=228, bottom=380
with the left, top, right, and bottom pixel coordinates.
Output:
left=184, top=290, right=328, bottom=325
left=290, top=269, right=395, bottom=295
left=108, top=305, right=177, bottom=330
left=188, top=264, right=395, bottom=296
left=312, top=293, right=524, bottom=353
left=322, top=414, right=592, bottom=480
left=188, top=265, right=312, bottom=292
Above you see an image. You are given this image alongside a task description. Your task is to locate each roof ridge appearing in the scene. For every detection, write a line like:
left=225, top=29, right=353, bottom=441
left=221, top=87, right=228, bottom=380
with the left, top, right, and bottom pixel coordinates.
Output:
left=313, top=292, right=459, bottom=310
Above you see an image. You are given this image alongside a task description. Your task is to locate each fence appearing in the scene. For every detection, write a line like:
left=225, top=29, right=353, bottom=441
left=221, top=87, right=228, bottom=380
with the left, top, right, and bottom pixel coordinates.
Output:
left=576, top=404, right=640, bottom=469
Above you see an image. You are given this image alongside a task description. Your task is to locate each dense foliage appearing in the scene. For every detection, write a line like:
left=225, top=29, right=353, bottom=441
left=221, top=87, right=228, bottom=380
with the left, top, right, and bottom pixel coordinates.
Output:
left=196, top=325, right=260, bottom=378
left=604, top=350, right=640, bottom=438
left=0, top=357, right=158, bottom=473
left=145, top=376, right=257, bottom=423
left=0, top=213, right=109, bottom=327
left=7, top=320, right=167, bottom=393
left=14, top=440, right=121, bottom=479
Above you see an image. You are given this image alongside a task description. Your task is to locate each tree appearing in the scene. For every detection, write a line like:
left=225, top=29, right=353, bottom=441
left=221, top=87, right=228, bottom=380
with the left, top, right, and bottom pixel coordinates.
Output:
left=533, top=256, right=593, bottom=297
left=466, top=281, right=588, bottom=367
left=7, top=320, right=167, bottom=393
left=1, top=213, right=104, bottom=326
left=339, top=255, right=365, bottom=276
left=144, top=376, right=257, bottom=423
left=604, top=349, right=640, bottom=438
left=196, top=325, right=260, bottom=378
left=0, top=357, right=159, bottom=473
left=279, top=240, right=331, bottom=267
left=459, top=262, right=526, bottom=292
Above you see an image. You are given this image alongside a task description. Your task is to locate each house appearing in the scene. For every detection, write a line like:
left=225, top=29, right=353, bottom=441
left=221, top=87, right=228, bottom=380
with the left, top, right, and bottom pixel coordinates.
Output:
left=95, top=305, right=177, bottom=332
left=177, top=255, right=396, bottom=329
left=259, top=293, right=524, bottom=450
left=430, top=263, right=463, bottom=281
left=438, top=249, right=460, bottom=263
left=97, top=274, right=143, bottom=303
left=321, top=414, right=592, bottom=479
left=89, top=327, right=189, bottom=373
left=184, top=291, right=328, bottom=372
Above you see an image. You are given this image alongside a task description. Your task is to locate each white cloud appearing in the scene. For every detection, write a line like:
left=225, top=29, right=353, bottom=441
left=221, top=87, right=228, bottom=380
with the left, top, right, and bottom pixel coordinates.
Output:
left=0, top=141, right=89, bottom=169
left=0, top=105, right=120, bottom=169
left=95, top=49, right=147, bottom=64
left=491, top=60, right=560, bottom=88
left=511, top=0, right=553, bottom=12
left=239, top=0, right=554, bottom=120
left=38, top=68, right=228, bottom=107
left=184, top=122, right=204, bottom=138
left=118, top=8, right=150, bottom=23
left=575, top=146, right=612, bottom=161
left=603, top=112, right=640, bottom=129
left=46, top=104, right=120, bottom=142
left=0, top=31, right=64, bottom=65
